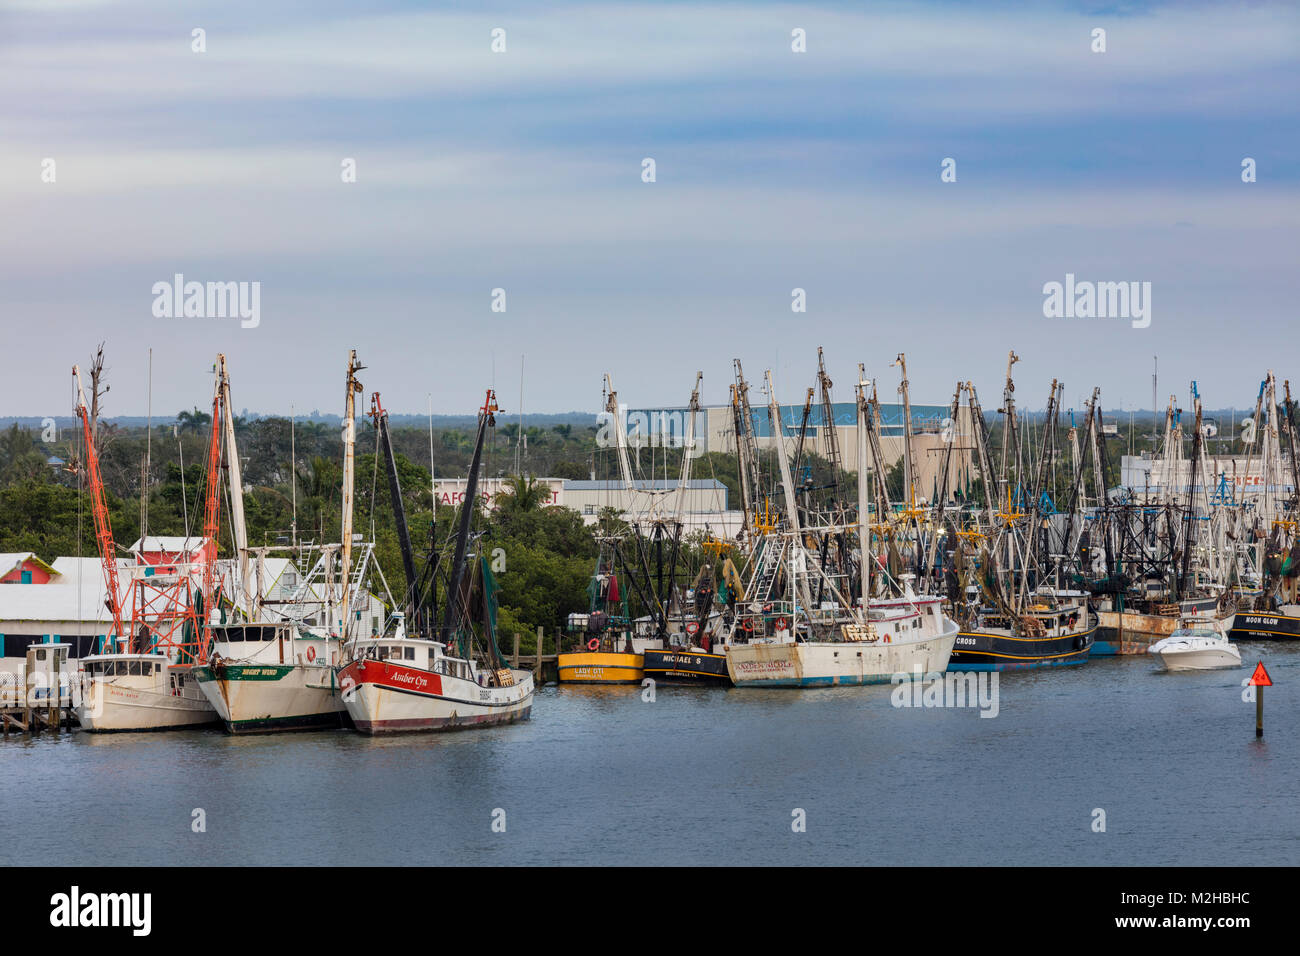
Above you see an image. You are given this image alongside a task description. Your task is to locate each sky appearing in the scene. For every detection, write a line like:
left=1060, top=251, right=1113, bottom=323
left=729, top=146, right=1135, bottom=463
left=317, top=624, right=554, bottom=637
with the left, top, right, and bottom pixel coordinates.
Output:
left=1, top=0, right=1297, bottom=421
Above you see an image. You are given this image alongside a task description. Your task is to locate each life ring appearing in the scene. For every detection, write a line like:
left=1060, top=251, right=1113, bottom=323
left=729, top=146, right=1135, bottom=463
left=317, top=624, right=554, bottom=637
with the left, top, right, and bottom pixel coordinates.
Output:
left=775, top=617, right=789, bottom=631
left=686, top=621, right=699, bottom=635
left=740, top=619, right=754, bottom=632
left=306, top=645, right=316, bottom=663
left=587, top=638, right=600, bottom=651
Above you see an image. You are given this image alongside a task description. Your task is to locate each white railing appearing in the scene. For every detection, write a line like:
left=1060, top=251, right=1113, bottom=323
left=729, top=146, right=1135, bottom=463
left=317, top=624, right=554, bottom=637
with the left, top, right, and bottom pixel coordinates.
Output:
left=0, top=672, right=75, bottom=708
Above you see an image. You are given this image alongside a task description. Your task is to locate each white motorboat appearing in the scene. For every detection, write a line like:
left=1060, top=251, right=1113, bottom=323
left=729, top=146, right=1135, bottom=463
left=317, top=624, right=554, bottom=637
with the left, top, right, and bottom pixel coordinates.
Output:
left=1148, top=624, right=1242, bottom=672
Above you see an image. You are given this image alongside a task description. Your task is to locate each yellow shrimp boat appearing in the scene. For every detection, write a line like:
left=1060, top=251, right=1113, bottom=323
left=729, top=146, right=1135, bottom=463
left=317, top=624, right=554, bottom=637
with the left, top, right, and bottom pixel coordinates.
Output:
left=556, top=649, right=644, bottom=684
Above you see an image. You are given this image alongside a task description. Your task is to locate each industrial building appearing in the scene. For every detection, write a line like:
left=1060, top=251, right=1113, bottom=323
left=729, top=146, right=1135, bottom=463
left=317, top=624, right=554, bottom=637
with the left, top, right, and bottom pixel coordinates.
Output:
left=433, top=476, right=738, bottom=534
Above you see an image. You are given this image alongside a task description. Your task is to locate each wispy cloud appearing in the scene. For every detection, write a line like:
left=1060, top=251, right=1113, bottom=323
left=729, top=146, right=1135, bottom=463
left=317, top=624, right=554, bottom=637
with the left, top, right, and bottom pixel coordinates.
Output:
left=0, top=1, right=1297, bottom=417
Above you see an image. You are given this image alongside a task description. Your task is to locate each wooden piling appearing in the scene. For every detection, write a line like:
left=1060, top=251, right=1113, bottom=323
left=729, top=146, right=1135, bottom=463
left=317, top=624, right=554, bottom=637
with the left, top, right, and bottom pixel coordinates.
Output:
left=23, top=657, right=31, bottom=734
left=50, top=649, right=59, bottom=732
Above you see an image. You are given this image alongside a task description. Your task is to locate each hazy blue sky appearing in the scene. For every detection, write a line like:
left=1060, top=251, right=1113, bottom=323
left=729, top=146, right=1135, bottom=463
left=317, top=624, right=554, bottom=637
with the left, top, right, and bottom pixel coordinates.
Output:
left=2, top=0, right=1296, bottom=420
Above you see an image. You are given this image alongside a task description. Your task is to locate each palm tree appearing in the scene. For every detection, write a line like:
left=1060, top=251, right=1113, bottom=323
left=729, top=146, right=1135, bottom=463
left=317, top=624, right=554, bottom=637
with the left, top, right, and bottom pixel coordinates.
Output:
left=495, top=474, right=549, bottom=517
left=176, top=407, right=212, bottom=433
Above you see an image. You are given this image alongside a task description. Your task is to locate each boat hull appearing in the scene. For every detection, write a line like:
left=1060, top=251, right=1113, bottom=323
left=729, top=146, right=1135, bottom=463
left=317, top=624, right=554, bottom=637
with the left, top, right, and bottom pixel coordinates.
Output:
left=1228, top=610, right=1300, bottom=640
left=1094, top=611, right=1179, bottom=656
left=641, top=648, right=730, bottom=685
left=1152, top=647, right=1242, bottom=671
left=726, top=627, right=959, bottom=688
left=556, top=651, right=644, bottom=684
left=76, top=678, right=218, bottom=732
left=192, top=661, right=350, bottom=734
left=948, top=626, right=1095, bottom=671
left=337, top=659, right=533, bottom=734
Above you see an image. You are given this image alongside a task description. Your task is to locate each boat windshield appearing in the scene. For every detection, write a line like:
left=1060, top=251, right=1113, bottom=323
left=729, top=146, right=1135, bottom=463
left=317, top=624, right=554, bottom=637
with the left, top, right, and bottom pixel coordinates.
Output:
left=1173, top=628, right=1220, bottom=639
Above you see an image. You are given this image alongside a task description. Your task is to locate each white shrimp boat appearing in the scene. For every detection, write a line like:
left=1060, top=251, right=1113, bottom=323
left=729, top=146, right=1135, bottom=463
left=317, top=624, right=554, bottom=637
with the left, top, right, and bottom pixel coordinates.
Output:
left=338, top=629, right=533, bottom=734
left=192, top=351, right=378, bottom=734
left=726, top=592, right=959, bottom=687
left=1148, top=623, right=1242, bottom=671
left=722, top=365, right=960, bottom=687
left=76, top=653, right=217, bottom=731
left=192, top=624, right=347, bottom=733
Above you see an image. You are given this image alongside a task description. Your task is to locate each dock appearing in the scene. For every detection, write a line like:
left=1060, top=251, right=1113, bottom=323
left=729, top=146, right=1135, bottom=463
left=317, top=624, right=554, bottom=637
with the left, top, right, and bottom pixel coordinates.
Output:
left=1, top=670, right=74, bottom=736
left=510, top=628, right=560, bottom=685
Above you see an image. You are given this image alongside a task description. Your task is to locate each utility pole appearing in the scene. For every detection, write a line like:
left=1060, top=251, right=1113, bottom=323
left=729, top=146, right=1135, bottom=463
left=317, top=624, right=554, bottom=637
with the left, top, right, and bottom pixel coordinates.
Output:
left=1151, top=355, right=1158, bottom=444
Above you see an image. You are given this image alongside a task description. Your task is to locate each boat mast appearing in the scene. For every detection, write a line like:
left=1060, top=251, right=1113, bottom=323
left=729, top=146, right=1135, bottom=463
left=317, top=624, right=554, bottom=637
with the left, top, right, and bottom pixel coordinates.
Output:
left=765, top=369, right=815, bottom=617
left=964, top=381, right=1000, bottom=535
left=817, top=347, right=843, bottom=505
left=371, top=392, right=420, bottom=631
left=339, top=350, right=364, bottom=639
left=603, top=373, right=637, bottom=496
left=729, top=384, right=755, bottom=535
left=199, top=363, right=223, bottom=658
left=1017, top=379, right=1059, bottom=608
left=1179, top=384, right=1205, bottom=597
left=218, top=354, right=251, bottom=618
left=856, top=366, right=872, bottom=606
left=733, top=361, right=766, bottom=537
left=893, top=352, right=916, bottom=514
left=443, top=389, right=497, bottom=639
left=673, top=373, right=703, bottom=520
left=926, top=381, right=965, bottom=575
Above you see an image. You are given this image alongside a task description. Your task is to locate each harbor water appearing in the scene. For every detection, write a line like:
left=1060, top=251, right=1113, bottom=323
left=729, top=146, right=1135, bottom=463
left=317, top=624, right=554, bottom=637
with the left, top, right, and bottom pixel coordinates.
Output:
left=3, top=643, right=1296, bottom=867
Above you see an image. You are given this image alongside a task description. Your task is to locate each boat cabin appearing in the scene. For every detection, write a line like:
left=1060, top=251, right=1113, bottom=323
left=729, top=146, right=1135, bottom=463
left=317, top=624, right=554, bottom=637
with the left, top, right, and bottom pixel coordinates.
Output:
left=349, top=635, right=508, bottom=687
left=81, top=653, right=168, bottom=678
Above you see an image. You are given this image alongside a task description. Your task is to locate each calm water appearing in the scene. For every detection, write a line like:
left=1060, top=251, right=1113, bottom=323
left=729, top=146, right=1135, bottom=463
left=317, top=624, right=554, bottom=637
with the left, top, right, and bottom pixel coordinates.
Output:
left=3, top=643, right=1297, bottom=866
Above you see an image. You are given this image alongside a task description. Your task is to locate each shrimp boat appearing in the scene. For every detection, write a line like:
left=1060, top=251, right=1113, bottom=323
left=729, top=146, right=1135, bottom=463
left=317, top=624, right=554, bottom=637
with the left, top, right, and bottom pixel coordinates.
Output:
left=77, top=653, right=215, bottom=731
left=725, top=583, right=960, bottom=687
left=339, top=608, right=534, bottom=733
left=1230, top=605, right=1300, bottom=640
left=559, top=372, right=695, bottom=686
left=194, top=352, right=380, bottom=733
left=640, top=562, right=732, bottom=686
left=1219, top=371, right=1300, bottom=640
left=949, top=590, right=1095, bottom=671
left=1091, top=384, right=1248, bottom=654
left=197, top=618, right=350, bottom=733
left=74, top=561, right=221, bottom=731
left=559, top=546, right=644, bottom=685
left=933, top=364, right=1099, bottom=670
left=67, top=361, right=218, bottom=732
left=722, top=365, right=960, bottom=687
left=338, top=388, right=534, bottom=733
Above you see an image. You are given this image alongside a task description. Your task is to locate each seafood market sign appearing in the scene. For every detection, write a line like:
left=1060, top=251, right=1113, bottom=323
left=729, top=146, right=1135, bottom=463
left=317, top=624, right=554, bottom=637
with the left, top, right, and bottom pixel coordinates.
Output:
left=1042, top=273, right=1150, bottom=329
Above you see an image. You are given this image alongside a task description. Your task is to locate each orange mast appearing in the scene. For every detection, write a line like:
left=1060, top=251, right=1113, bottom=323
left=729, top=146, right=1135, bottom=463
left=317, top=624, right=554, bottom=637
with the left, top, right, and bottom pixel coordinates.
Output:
left=73, top=365, right=125, bottom=646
